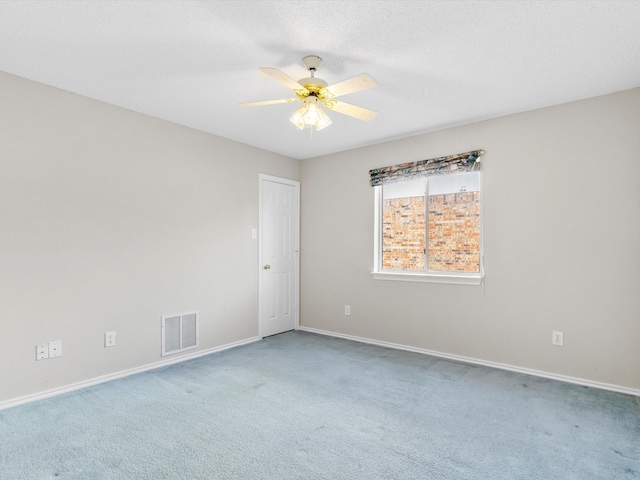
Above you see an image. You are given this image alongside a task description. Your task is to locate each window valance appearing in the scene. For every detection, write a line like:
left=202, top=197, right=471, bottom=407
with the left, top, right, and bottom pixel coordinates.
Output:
left=369, top=149, right=485, bottom=187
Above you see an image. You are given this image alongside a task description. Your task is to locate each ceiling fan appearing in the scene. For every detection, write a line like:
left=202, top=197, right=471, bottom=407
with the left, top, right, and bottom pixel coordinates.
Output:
left=239, top=55, right=377, bottom=131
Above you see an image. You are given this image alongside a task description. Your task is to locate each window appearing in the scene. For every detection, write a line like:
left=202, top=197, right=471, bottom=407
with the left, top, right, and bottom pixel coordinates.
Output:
left=370, top=150, right=484, bottom=285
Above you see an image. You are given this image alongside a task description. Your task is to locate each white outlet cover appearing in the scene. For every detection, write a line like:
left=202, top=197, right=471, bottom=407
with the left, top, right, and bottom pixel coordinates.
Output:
left=36, top=344, right=49, bottom=360
left=105, top=331, right=116, bottom=347
left=49, top=340, right=62, bottom=358
left=552, top=331, right=564, bottom=346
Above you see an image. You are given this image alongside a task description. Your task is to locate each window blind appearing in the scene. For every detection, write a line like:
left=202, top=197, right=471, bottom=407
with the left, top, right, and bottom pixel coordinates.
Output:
left=369, top=149, right=484, bottom=187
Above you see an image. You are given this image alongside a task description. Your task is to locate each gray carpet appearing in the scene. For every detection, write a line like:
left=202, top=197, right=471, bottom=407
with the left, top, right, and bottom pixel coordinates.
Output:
left=1, top=330, right=638, bottom=479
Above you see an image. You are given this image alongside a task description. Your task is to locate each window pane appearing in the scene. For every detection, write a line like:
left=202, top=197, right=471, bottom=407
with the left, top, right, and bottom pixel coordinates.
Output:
left=428, top=172, right=480, bottom=195
left=428, top=173, right=480, bottom=273
left=382, top=179, right=426, bottom=271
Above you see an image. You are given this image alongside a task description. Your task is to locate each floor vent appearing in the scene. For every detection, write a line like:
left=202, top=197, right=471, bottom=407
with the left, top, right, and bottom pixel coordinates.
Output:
left=161, top=311, right=199, bottom=357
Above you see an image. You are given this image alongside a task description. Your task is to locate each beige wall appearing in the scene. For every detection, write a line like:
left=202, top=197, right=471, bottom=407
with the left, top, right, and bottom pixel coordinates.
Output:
left=300, top=88, right=640, bottom=391
left=2, top=70, right=638, bottom=404
left=0, top=72, right=300, bottom=403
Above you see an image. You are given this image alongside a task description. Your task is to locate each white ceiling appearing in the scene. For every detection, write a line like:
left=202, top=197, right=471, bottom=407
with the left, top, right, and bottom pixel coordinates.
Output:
left=1, top=1, right=639, bottom=160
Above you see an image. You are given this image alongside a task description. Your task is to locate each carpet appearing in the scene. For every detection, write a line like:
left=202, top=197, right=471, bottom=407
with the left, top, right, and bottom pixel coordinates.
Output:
left=1, top=330, right=638, bottom=479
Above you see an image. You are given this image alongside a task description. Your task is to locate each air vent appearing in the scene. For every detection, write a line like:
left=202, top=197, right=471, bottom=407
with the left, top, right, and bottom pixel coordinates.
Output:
left=161, top=311, right=199, bottom=357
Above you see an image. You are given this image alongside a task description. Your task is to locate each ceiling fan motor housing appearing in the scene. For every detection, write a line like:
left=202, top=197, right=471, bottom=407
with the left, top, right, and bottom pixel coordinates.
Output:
left=298, top=76, right=328, bottom=89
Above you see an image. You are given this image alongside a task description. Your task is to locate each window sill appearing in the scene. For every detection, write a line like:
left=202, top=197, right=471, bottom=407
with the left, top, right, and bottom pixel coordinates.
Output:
left=371, top=271, right=483, bottom=285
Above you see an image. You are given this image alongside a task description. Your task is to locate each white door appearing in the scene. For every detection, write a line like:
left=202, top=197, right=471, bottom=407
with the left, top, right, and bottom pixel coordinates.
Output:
left=259, top=175, right=299, bottom=337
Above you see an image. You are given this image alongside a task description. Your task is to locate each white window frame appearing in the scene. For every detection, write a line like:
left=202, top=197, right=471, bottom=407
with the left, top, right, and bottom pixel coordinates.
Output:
left=372, top=174, right=484, bottom=286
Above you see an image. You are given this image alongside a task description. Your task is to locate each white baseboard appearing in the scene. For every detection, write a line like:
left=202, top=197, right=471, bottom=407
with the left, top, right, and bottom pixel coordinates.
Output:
left=299, top=326, right=640, bottom=397
left=0, top=336, right=260, bottom=411
left=4, top=329, right=637, bottom=411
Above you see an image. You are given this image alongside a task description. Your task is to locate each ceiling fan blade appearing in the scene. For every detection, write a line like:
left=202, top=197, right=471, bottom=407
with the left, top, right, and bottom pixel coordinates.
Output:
left=325, top=100, right=377, bottom=121
left=239, top=98, right=299, bottom=107
left=320, top=74, right=377, bottom=99
left=260, top=67, right=309, bottom=94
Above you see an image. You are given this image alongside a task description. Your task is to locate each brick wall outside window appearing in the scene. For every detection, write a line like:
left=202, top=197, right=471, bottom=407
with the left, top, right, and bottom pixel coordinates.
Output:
left=382, top=192, right=480, bottom=273
left=382, top=196, right=426, bottom=270
left=428, top=191, right=480, bottom=272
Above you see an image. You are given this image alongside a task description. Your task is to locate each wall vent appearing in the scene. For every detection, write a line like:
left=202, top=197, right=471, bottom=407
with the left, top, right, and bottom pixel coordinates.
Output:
left=161, top=311, right=199, bottom=357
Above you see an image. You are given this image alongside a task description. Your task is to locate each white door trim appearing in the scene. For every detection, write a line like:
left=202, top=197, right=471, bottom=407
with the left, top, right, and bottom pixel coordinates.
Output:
left=258, top=174, right=300, bottom=338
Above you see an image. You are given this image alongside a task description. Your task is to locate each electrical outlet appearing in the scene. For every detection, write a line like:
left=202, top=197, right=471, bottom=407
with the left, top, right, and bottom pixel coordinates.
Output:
left=344, top=305, right=351, bottom=316
left=36, top=344, right=49, bottom=360
left=105, top=331, right=116, bottom=347
left=552, top=331, right=564, bottom=346
left=49, top=340, right=62, bottom=358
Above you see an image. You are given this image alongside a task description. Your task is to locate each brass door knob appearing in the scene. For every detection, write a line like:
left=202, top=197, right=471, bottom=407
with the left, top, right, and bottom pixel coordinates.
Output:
left=263, top=264, right=271, bottom=270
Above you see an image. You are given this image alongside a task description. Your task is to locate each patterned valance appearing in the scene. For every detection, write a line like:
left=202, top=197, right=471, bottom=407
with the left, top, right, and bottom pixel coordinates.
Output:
left=369, top=149, right=485, bottom=187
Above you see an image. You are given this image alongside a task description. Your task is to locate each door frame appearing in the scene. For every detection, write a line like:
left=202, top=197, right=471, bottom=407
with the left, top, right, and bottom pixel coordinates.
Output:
left=258, top=174, right=300, bottom=338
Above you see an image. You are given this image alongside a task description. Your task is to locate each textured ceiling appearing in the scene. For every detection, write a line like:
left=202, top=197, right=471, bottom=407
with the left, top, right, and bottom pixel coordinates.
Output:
left=1, top=1, right=639, bottom=160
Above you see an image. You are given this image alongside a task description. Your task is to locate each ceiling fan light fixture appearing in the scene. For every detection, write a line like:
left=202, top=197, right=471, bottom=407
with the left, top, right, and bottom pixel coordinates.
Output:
left=314, top=107, right=332, bottom=131
left=289, top=97, right=332, bottom=131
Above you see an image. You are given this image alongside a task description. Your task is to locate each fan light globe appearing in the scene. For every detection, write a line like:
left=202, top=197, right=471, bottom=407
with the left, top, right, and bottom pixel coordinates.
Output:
left=289, top=97, right=332, bottom=131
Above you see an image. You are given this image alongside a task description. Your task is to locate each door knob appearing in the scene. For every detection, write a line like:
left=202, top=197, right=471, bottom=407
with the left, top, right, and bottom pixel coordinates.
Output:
left=263, top=264, right=271, bottom=270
